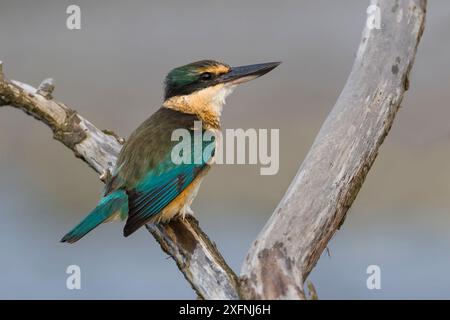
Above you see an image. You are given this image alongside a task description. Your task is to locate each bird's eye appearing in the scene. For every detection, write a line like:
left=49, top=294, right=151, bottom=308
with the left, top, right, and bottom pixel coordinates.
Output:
left=200, top=72, right=213, bottom=81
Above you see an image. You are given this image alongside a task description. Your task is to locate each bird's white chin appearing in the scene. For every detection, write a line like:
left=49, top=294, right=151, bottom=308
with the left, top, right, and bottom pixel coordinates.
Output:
left=162, top=83, right=237, bottom=119
left=210, top=84, right=236, bottom=116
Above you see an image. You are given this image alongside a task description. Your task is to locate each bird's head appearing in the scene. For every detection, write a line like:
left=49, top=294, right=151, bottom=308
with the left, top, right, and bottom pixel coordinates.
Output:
left=163, top=60, right=280, bottom=120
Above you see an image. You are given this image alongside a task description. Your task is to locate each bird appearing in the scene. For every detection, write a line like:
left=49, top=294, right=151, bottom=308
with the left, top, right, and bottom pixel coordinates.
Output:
left=61, top=59, right=280, bottom=243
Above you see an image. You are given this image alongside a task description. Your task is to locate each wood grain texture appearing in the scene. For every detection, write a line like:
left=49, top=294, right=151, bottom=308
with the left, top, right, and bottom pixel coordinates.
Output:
left=240, top=0, right=427, bottom=299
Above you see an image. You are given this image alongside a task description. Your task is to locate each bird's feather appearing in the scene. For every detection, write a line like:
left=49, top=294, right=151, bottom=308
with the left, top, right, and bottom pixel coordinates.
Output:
left=123, top=162, right=206, bottom=236
left=62, top=107, right=216, bottom=242
left=61, top=190, right=128, bottom=243
left=114, top=108, right=215, bottom=236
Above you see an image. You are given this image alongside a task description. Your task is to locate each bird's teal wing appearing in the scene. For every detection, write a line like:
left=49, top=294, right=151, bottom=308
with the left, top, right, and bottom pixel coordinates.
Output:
left=122, top=131, right=215, bottom=236
left=123, top=161, right=206, bottom=236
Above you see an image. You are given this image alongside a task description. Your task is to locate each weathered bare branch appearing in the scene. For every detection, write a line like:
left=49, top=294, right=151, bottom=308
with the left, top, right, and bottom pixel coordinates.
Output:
left=37, top=78, right=55, bottom=99
left=240, top=0, right=427, bottom=299
left=0, top=61, right=239, bottom=300
left=0, top=61, right=4, bottom=82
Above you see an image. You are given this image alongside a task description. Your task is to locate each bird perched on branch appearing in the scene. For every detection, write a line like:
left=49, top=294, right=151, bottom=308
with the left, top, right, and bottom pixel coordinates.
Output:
left=61, top=60, right=280, bottom=243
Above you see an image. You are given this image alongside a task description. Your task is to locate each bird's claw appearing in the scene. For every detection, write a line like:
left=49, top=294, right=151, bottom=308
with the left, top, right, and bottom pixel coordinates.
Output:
left=180, top=205, right=194, bottom=221
left=99, top=168, right=112, bottom=183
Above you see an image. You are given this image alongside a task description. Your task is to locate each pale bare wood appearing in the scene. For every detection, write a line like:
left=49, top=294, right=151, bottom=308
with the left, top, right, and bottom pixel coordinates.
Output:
left=240, top=0, right=427, bottom=299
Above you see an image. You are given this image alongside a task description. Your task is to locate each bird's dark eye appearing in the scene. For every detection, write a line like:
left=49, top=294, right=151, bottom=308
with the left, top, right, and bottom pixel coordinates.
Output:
left=200, top=72, right=213, bottom=81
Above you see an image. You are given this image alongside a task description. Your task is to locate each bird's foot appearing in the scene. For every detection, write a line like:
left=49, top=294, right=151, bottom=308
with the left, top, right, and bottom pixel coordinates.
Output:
left=99, top=168, right=112, bottom=183
left=180, top=205, right=194, bottom=221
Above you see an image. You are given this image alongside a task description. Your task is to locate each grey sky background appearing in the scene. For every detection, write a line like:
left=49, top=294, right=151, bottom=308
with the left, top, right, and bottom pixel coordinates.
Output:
left=0, top=0, right=450, bottom=298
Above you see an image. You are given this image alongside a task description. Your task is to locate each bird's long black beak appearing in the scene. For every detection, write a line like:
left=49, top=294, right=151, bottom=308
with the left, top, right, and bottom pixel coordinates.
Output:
left=220, top=62, right=281, bottom=85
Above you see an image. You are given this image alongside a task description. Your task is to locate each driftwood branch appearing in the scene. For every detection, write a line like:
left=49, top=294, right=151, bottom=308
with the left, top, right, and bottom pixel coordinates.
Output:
left=240, top=0, right=427, bottom=299
left=0, top=62, right=239, bottom=300
left=0, top=0, right=427, bottom=300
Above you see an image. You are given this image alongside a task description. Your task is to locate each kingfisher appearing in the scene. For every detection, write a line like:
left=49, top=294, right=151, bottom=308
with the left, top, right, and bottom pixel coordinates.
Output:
left=61, top=60, right=280, bottom=243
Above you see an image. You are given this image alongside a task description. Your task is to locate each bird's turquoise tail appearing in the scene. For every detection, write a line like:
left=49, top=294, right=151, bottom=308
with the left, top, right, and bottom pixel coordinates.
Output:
left=61, top=190, right=128, bottom=243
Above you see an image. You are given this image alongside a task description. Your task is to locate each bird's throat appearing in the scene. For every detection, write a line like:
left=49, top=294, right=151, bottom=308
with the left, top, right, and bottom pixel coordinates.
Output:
left=163, top=84, right=235, bottom=129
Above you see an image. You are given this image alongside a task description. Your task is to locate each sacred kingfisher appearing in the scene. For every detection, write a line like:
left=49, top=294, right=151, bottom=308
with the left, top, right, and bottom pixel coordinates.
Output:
left=61, top=60, right=280, bottom=243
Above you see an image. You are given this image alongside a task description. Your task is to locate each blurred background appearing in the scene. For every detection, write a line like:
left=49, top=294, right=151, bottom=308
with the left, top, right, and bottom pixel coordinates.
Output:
left=0, top=0, right=449, bottom=299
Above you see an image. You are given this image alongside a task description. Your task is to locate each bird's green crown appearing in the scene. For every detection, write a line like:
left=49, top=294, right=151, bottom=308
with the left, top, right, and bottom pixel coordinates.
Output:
left=164, top=60, right=231, bottom=100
